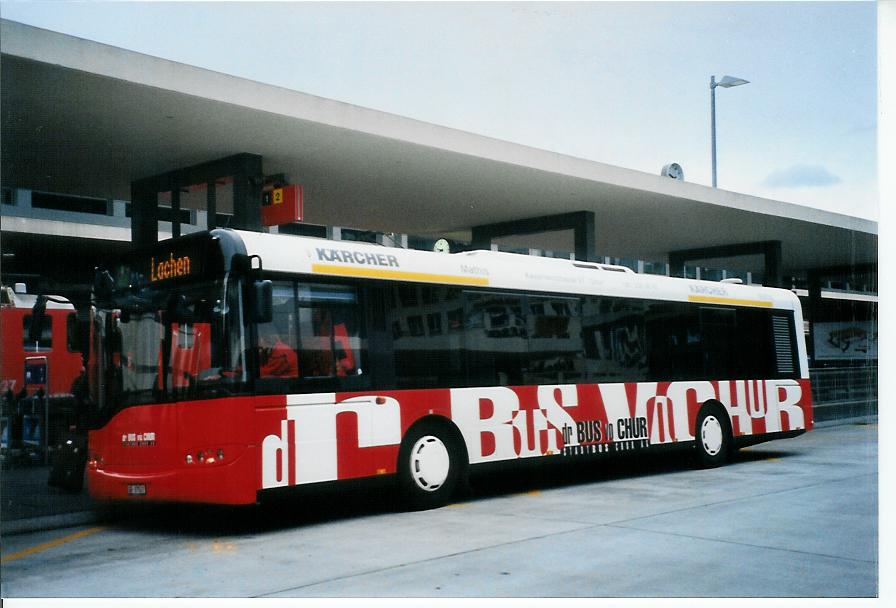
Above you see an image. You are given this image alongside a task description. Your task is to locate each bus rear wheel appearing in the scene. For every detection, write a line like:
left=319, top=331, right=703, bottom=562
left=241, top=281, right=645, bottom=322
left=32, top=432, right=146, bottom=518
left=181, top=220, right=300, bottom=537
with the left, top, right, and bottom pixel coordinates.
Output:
left=694, top=404, right=731, bottom=468
left=398, top=422, right=464, bottom=511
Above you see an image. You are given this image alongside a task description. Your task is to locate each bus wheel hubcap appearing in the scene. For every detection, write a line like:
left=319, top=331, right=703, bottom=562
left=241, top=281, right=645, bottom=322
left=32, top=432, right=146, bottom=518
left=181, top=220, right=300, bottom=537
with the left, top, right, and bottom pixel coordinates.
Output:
left=701, top=415, right=724, bottom=456
left=410, top=435, right=450, bottom=492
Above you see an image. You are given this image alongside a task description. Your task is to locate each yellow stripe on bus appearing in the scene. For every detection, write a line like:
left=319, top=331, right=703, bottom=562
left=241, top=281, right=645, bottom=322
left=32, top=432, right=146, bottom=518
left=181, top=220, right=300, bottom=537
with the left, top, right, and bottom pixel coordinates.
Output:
left=687, top=294, right=774, bottom=308
left=311, top=263, right=490, bottom=286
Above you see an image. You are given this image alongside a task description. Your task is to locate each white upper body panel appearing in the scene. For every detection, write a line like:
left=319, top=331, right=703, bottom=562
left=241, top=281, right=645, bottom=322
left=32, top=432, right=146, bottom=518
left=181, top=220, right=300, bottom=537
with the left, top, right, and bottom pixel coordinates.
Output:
left=235, top=230, right=810, bottom=380
left=235, top=230, right=803, bottom=312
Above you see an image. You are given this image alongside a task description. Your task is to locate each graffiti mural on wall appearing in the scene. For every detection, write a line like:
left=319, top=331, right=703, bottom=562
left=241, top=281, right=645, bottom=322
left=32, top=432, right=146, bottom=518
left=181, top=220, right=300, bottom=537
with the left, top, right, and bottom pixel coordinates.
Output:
left=813, top=321, right=878, bottom=360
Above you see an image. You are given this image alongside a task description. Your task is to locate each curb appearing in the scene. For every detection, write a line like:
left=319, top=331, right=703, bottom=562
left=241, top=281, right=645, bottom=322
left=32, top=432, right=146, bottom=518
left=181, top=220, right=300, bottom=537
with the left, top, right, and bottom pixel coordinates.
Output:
left=1, top=510, right=103, bottom=536
left=813, top=415, right=877, bottom=429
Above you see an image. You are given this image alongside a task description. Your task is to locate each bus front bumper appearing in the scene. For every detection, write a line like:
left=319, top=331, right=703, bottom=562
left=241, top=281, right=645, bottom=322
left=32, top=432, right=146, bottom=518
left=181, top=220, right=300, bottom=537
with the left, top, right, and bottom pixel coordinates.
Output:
left=87, top=449, right=257, bottom=505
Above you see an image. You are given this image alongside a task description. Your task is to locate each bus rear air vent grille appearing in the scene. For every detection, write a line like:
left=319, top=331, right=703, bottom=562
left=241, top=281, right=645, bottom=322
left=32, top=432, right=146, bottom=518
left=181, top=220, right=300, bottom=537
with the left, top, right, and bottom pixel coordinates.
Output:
left=772, top=315, right=795, bottom=374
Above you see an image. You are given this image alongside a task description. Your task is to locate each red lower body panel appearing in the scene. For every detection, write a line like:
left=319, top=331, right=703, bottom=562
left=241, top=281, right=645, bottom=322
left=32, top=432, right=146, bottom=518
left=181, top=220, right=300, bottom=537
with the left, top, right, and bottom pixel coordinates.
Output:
left=88, top=378, right=812, bottom=505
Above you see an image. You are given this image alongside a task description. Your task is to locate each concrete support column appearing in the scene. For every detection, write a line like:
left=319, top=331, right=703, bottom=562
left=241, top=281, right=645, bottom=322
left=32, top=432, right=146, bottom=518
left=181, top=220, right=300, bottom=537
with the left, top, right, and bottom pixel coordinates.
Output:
left=131, top=182, right=159, bottom=246
left=171, top=188, right=181, bottom=238
left=206, top=180, right=217, bottom=230
left=471, top=210, right=596, bottom=261
left=806, top=269, right=822, bottom=362
left=669, top=240, right=782, bottom=287
left=131, top=153, right=263, bottom=246
left=232, top=155, right=263, bottom=232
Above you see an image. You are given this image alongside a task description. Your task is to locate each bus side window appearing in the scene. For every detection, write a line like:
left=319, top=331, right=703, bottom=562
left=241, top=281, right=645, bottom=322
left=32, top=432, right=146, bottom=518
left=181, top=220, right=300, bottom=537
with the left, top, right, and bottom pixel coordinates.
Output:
left=256, top=282, right=299, bottom=379
left=464, top=292, right=527, bottom=387
left=295, top=283, right=366, bottom=381
left=582, top=296, right=648, bottom=383
left=526, top=296, right=583, bottom=385
left=700, top=307, right=737, bottom=380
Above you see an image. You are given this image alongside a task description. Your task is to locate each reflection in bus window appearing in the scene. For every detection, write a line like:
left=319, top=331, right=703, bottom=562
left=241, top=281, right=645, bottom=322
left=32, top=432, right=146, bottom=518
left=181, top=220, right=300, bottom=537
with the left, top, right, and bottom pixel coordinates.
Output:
left=427, top=312, right=442, bottom=336
left=257, top=282, right=299, bottom=379
left=106, top=279, right=246, bottom=408
left=582, top=297, right=648, bottom=382
left=170, top=322, right=211, bottom=388
left=526, top=296, right=582, bottom=385
left=332, top=308, right=358, bottom=377
left=407, top=315, right=424, bottom=337
left=465, top=293, right=527, bottom=386
left=299, top=307, right=333, bottom=377
left=388, top=284, right=463, bottom=389
left=295, top=284, right=364, bottom=380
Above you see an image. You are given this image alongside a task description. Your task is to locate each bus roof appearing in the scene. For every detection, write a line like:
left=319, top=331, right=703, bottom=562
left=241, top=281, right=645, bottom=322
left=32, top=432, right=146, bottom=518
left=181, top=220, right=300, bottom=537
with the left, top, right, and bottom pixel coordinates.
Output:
left=233, top=230, right=801, bottom=312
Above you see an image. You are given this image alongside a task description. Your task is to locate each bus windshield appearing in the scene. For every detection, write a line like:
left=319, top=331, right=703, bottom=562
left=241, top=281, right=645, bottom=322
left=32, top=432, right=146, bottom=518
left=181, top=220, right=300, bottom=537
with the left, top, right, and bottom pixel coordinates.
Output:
left=89, top=276, right=246, bottom=425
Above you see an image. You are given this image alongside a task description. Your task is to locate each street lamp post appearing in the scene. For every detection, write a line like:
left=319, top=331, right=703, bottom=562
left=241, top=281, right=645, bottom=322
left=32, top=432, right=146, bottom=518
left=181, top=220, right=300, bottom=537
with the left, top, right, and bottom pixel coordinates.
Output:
left=710, top=74, right=750, bottom=188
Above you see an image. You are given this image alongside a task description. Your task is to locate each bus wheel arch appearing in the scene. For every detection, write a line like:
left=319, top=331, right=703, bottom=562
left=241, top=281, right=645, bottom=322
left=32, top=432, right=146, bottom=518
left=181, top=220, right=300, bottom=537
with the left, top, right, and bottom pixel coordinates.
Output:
left=694, top=400, right=733, bottom=468
left=397, top=416, right=468, bottom=510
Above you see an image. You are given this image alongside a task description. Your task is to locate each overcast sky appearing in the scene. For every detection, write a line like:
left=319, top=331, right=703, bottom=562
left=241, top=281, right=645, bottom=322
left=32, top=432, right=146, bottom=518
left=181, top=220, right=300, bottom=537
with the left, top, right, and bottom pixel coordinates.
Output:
left=0, top=1, right=879, bottom=220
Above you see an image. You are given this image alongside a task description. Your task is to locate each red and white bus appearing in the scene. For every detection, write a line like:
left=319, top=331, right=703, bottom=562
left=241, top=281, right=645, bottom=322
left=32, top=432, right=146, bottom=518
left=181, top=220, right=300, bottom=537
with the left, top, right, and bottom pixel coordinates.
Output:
left=86, top=229, right=812, bottom=509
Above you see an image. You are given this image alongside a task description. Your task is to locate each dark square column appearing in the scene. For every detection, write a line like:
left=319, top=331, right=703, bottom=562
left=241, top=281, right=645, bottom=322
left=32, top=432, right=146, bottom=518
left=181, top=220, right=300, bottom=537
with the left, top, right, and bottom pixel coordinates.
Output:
left=471, top=211, right=596, bottom=261
left=129, top=153, right=264, bottom=247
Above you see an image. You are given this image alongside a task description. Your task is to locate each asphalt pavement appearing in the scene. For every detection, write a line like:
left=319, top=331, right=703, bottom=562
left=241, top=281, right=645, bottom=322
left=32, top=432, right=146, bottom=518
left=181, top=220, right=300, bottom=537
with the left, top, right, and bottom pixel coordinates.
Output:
left=0, top=414, right=878, bottom=537
left=1, top=464, right=95, bottom=535
left=0, top=416, right=878, bottom=598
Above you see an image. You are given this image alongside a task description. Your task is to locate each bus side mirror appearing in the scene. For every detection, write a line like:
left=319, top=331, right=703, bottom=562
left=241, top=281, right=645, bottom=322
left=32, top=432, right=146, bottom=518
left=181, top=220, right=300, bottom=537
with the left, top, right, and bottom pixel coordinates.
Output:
left=252, top=280, right=273, bottom=324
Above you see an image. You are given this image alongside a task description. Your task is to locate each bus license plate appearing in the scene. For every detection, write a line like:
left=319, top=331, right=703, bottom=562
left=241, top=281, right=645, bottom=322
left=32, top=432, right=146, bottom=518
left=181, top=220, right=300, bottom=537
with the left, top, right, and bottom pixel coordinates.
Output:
left=127, top=484, right=146, bottom=496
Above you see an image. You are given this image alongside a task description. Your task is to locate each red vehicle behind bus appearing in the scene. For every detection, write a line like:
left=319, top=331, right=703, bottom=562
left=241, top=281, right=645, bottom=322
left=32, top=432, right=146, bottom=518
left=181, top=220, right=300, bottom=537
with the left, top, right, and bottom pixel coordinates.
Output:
left=1, top=285, right=83, bottom=397
left=86, top=230, right=812, bottom=509
left=1, top=284, right=85, bottom=461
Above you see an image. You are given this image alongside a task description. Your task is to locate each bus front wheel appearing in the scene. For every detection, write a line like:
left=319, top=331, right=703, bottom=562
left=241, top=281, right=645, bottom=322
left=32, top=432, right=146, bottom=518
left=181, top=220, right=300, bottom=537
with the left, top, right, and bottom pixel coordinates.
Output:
left=694, top=404, right=732, bottom=468
left=398, top=421, right=465, bottom=510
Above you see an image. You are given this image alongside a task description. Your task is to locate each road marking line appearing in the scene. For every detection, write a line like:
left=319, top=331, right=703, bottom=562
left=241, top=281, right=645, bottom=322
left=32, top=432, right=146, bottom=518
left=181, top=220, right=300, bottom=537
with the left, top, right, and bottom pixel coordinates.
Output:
left=1, top=526, right=104, bottom=564
left=212, top=539, right=236, bottom=553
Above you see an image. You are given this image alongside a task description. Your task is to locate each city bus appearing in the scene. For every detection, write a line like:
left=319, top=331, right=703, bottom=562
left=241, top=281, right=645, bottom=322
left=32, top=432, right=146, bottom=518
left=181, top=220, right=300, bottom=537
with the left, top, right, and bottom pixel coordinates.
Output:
left=86, top=228, right=812, bottom=509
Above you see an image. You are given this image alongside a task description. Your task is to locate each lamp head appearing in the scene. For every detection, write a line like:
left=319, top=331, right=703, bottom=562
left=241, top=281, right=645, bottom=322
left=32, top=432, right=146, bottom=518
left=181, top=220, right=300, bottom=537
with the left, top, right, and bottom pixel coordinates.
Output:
left=717, top=75, right=750, bottom=88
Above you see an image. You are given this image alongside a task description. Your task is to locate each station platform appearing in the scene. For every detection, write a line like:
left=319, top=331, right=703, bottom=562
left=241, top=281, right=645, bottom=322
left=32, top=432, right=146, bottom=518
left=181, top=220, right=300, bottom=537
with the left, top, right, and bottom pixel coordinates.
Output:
left=1, top=464, right=95, bottom=535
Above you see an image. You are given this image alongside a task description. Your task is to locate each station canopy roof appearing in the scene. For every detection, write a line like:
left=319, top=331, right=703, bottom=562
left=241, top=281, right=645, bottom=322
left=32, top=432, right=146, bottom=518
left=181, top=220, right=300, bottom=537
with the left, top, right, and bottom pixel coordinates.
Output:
left=0, top=20, right=877, bottom=278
